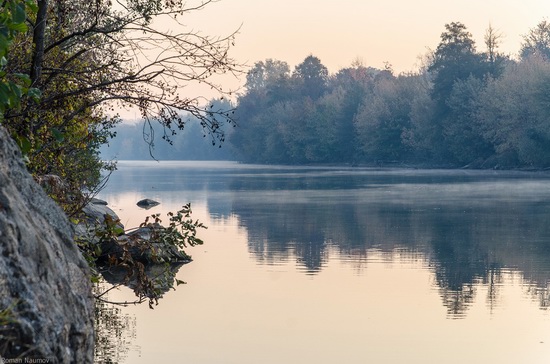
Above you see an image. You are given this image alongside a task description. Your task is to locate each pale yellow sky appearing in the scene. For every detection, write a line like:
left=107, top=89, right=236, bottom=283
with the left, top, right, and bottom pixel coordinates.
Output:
left=188, top=0, right=550, bottom=75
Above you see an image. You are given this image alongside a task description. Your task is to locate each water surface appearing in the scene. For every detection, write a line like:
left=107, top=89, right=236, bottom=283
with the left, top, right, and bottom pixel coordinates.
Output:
left=97, top=161, right=550, bottom=363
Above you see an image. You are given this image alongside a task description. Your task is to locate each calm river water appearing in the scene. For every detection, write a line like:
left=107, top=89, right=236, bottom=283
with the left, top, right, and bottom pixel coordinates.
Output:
left=96, top=161, right=550, bottom=364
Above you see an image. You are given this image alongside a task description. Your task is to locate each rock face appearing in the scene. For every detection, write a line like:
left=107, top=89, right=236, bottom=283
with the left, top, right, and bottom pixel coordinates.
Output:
left=0, top=126, right=94, bottom=362
left=74, top=199, right=124, bottom=243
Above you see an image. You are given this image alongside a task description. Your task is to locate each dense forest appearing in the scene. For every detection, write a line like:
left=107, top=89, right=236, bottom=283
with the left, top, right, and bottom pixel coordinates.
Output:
left=102, top=20, right=550, bottom=169
left=229, top=21, right=550, bottom=169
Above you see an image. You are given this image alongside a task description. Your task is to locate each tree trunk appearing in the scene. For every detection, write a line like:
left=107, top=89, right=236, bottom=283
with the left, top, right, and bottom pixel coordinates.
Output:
left=30, top=0, right=48, bottom=87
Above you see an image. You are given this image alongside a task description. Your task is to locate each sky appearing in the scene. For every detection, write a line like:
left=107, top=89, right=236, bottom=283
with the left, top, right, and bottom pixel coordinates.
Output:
left=182, top=0, right=550, bottom=88
left=119, top=0, right=550, bottom=120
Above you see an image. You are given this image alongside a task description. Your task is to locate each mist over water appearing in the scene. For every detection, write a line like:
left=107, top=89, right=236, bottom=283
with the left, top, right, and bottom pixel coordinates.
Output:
left=97, top=161, right=550, bottom=363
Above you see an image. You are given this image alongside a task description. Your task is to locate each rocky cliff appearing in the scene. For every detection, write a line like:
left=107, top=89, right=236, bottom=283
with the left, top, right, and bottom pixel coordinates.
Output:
left=0, top=126, right=94, bottom=362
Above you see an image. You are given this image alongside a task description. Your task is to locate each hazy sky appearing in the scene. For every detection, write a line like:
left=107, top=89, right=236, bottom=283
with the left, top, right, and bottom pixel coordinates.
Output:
left=186, top=0, right=550, bottom=78
left=116, top=0, right=550, bottom=118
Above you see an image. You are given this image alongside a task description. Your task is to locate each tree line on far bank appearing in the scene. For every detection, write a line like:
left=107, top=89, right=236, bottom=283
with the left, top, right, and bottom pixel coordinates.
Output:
left=101, top=99, right=236, bottom=161
left=229, top=21, right=550, bottom=169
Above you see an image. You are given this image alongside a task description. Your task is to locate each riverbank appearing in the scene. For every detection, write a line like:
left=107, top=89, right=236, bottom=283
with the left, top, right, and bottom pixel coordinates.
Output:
left=0, top=126, right=94, bottom=362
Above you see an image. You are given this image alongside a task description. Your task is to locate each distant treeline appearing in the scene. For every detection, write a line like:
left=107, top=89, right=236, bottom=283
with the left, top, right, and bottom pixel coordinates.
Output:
left=101, top=99, right=236, bottom=161
left=229, top=21, right=550, bottom=169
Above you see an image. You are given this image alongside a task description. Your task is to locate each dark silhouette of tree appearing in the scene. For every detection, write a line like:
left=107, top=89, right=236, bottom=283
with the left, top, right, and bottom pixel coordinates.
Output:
left=246, top=59, right=290, bottom=91
left=429, top=22, right=484, bottom=107
left=427, top=22, right=489, bottom=163
left=520, top=20, right=550, bottom=60
left=293, top=55, right=329, bottom=100
left=483, top=24, right=508, bottom=77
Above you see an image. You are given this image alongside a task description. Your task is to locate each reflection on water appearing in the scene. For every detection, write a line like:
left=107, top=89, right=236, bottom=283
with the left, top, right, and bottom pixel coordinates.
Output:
left=97, top=161, right=550, bottom=363
left=93, top=284, right=139, bottom=363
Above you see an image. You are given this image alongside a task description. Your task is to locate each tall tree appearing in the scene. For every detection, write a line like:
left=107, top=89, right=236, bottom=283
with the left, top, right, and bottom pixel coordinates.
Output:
left=478, top=57, right=550, bottom=167
left=520, top=20, right=550, bottom=60
left=246, top=59, right=290, bottom=91
left=427, top=22, right=488, bottom=163
left=355, top=73, right=417, bottom=163
left=445, top=76, right=493, bottom=165
left=231, top=58, right=289, bottom=162
left=332, top=63, right=377, bottom=162
left=293, top=55, right=329, bottom=100
left=2, top=0, right=240, bottom=212
left=429, top=22, right=484, bottom=104
left=483, top=24, right=508, bottom=77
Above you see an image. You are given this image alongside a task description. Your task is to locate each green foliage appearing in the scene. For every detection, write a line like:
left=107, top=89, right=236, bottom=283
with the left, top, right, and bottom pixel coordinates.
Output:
left=293, top=55, right=329, bottom=100
left=0, top=0, right=119, bottom=215
left=477, top=56, right=550, bottom=167
left=429, top=22, right=486, bottom=104
left=0, top=0, right=238, bottom=217
left=0, top=302, right=16, bottom=326
left=0, top=0, right=40, bottom=119
left=0, top=1, right=33, bottom=54
left=355, top=74, right=415, bottom=162
left=86, top=204, right=206, bottom=308
left=246, top=59, right=290, bottom=91
left=423, top=22, right=491, bottom=162
left=141, top=203, right=206, bottom=251
left=0, top=301, right=18, bottom=354
left=445, top=76, right=494, bottom=164
left=520, top=20, right=550, bottom=60
left=232, top=55, right=362, bottom=164
left=231, top=20, right=550, bottom=169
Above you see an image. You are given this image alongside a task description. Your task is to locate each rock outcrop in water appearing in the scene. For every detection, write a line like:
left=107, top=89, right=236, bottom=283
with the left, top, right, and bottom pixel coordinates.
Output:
left=0, top=126, right=94, bottom=362
left=76, top=199, right=190, bottom=265
left=136, top=198, right=160, bottom=209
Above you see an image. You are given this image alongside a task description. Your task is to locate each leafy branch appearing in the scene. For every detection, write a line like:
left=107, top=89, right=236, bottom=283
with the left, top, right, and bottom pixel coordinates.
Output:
left=82, top=203, right=206, bottom=308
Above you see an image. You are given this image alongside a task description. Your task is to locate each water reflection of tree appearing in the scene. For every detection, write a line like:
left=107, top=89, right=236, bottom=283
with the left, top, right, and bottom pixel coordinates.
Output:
left=525, top=282, right=550, bottom=309
left=94, top=284, right=138, bottom=363
left=244, top=201, right=330, bottom=274
left=426, top=213, right=494, bottom=317
left=223, top=188, right=550, bottom=316
left=485, top=267, right=504, bottom=314
left=106, top=164, right=550, bottom=316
